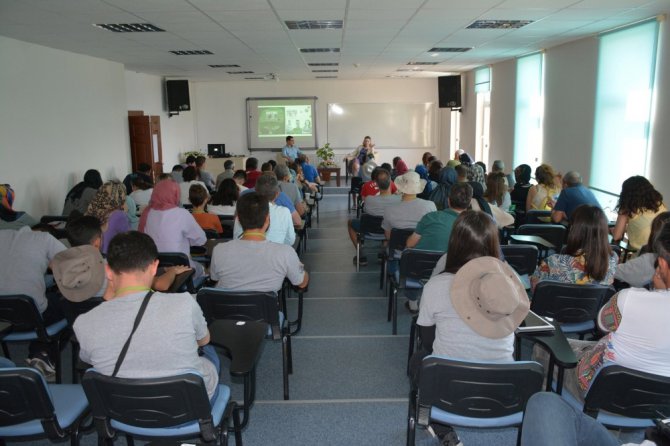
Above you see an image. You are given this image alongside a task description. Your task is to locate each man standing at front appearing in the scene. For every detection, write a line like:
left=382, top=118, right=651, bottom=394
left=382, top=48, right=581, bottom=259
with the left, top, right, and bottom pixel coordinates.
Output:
left=74, top=231, right=219, bottom=398
left=282, top=136, right=302, bottom=163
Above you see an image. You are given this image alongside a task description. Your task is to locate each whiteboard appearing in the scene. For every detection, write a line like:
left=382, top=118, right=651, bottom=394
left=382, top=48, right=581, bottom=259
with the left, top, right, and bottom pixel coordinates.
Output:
left=326, top=102, right=435, bottom=149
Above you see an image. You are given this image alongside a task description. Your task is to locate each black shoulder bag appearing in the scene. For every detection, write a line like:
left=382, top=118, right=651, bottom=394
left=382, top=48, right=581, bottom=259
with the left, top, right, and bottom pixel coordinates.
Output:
left=112, top=290, right=154, bottom=377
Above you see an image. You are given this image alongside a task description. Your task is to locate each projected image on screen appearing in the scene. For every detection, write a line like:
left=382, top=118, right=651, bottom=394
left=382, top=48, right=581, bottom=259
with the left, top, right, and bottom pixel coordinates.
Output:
left=258, top=105, right=312, bottom=137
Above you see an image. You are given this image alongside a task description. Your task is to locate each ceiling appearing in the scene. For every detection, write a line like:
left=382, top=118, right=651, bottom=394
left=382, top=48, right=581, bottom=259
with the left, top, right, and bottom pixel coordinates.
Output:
left=1, top=0, right=668, bottom=81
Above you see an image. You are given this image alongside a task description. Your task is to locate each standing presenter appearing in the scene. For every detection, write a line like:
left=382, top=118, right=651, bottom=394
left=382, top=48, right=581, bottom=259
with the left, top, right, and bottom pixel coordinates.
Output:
left=345, top=135, right=379, bottom=177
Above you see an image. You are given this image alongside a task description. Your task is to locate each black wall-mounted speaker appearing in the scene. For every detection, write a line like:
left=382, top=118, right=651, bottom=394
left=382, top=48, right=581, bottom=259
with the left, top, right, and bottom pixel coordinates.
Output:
left=438, top=75, right=462, bottom=109
left=166, top=79, right=190, bottom=113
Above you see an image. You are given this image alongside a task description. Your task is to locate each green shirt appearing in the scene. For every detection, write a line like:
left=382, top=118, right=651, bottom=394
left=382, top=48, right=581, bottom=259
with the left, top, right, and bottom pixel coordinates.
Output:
left=415, top=208, right=459, bottom=252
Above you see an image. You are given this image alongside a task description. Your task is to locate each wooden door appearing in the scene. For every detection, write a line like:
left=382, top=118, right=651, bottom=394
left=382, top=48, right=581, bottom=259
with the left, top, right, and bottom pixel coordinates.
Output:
left=128, top=115, right=164, bottom=180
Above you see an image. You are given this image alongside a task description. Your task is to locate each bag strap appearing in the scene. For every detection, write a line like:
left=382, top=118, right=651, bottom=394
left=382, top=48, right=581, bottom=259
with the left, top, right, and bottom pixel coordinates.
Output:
left=112, top=290, right=154, bottom=377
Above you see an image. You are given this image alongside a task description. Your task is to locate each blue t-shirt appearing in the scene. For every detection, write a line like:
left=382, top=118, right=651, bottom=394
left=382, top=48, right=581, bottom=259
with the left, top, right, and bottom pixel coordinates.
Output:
left=302, top=163, right=319, bottom=183
left=240, top=188, right=296, bottom=213
left=553, top=185, right=600, bottom=219
left=282, top=145, right=301, bottom=161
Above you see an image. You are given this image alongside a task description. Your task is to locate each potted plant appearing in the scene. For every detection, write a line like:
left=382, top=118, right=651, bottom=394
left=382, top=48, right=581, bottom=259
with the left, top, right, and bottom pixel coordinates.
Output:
left=182, top=150, right=206, bottom=162
left=316, top=143, right=336, bottom=181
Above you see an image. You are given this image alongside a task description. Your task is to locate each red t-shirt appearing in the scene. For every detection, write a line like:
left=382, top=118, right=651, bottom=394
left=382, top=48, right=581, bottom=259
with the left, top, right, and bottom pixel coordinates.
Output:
left=244, top=170, right=262, bottom=188
left=360, top=180, right=397, bottom=198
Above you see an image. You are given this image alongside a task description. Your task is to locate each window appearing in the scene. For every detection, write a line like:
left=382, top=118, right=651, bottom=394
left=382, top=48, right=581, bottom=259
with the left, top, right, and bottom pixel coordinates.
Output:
left=590, top=19, right=659, bottom=194
left=513, top=53, right=544, bottom=167
left=474, top=66, right=491, bottom=165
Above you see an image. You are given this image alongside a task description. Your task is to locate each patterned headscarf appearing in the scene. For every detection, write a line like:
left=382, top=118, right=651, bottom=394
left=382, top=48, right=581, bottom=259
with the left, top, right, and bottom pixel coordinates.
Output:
left=85, top=180, right=126, bottom=224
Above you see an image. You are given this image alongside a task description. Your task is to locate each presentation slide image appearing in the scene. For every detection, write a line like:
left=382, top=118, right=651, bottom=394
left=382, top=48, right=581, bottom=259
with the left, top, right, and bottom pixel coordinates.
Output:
left=258, top=106, right=285, bottom=136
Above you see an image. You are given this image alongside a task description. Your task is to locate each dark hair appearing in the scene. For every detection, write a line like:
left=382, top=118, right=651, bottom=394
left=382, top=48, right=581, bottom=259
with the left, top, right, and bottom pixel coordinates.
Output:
left=485, top=171, right=506, bottom=206
left=421, top=152, right=432, bottom=166
left=132, top=176, right=152, bottom=190
left=212, top=179, right=239, bottom=207
left=261, top=162, right=273, bottom=172
left=444, top=210, right=499, bottom=273
left=30, top=223, right=61, bottom=237
left=535, top=164, right=557, bottom=187
left=106, top=231, right=158, bottom=274
left=565, top=205, right=612, bottom=281
left=137, top=163, right=151, bottom=173
left=185, top=155, right=196, bottom=165
left=297, top=154, right=308, bottom=165
left=255, top=173, right=279, bottom=201
left=458, top=153, right=473, bottom=165
left=195, top=156, right=206, bottom=168
left=381, top=162, right=392, bottom=172
left=224, top=160, right=234, bottom=170
left=237, top=192, right=269, bottom=230
left=286, top=135, right=293, bottom=142
left=616, top=176, right=664, bottom=217
left=66, top=215, right=102, bottom=247
left=188, top=184, right=209, bottom=207
left=428, top=160, right=443, bottom=181
left=641, top=211, right=670, bottom=254
left=171, top=164, right=183, bottom=172
left=268, top=160, right=277, bottom=169
left=375, top=169, right=391, bottom=191
left=392, top=156, right=401, bottom=166
left=233, top=170, right=246, bottom=181
left=514, top=164, right=532, bottom=184
left=182, top=166, right=197, bottom=182
left=475, top=161, right=487, bottom=174
left=158, top=173, right=172, bottom=181
left=449, top=182, right=473, bottom=209
left=84, top=169, right=103, bottom=189
left=245, top=157, right=258, bottom=171
left=455, top=164, right=469, bottom=179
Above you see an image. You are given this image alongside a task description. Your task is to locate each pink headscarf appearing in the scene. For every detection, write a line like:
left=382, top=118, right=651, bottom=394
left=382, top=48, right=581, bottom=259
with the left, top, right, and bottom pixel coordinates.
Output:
left=138, top=179, right=180, bottom=232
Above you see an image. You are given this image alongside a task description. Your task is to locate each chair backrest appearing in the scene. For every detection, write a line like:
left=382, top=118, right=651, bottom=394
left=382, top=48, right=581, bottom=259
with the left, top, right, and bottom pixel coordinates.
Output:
left=39, top=215, right=68, bottom=224
left=584, top=364, right=670, bottom=421
left=196, top=288, right=281, bottom=339
left=517, top=224, right=567, bottom=252
left=82, top=370, right=216, bottom=442
left=531, top=281, right=615, bottom=324
left=350, top=176, right=363, bottom=193
left=157, top=252, right=190, bottom=268
left=388, top=228, right=414, bottom=259
left=60, top=297, right=104, bottom=327
left=359, top=213, right=384, bottom=236
left=0, top=295, right=48, bottom=335
left=525, top=210, right=552, bottom=224
left=398, top=249, right=444, bottom=287
left=501, top=244, right=539, bottom=276
left=0, top=367, right=66, bottom=438
left=218, top=215, right=235, bottom=239
left=204, top=229, right=220, bottom=239
left=417, top=356, right=544, bottom=425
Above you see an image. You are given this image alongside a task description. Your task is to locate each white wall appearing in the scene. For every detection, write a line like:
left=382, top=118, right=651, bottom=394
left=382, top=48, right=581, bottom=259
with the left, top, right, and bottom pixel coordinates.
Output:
left=124, top=72, right=197, bottom=167
left=458, top=71, right=477, bottom=156
left=649, top=19, right=670, bottom=200
left=488, top=59, right=516, bottom=169
left=0, top=36, right=130, bottom=217
left=192, top=78, right=446, bottom=168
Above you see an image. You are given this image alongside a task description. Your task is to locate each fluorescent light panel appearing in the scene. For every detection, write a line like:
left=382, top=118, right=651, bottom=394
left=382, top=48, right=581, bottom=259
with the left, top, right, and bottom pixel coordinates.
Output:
left=428, top=47, right=471, bottom=52
left=285, top=20, right=343, bottom=30
left=300, top=48, right=340, bottom=53
left=308, top=63, right=339, bottom=66
left=169, top=50, right=214, bottom=55
left=209, top=64, right=241, bottom=68
left=94, top=23, right=164, bottom=32
left=312, top=69, right=338, bottom=72
left=467, top=20, right=532, bottom=29
left=227, top=71, right=254, bottom=74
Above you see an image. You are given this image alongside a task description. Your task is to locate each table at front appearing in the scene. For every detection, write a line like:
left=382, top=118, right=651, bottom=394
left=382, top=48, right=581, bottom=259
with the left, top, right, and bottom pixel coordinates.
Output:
left=317, top=167, right=342, bottom=187
left=515, top=321, right=578, bottom=395
left=208, top=319, right=266, bottom=429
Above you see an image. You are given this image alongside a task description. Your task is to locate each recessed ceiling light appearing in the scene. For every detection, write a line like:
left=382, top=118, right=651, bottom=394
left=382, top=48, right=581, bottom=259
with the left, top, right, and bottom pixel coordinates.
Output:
left=93, top=23, right=164, bottom=32
left=169, top=50, right=213, bottom=55
left=312, top=69, right=338, bottom=73
left=227, top=71, right=254, bottom=74
left=300, top=48, right=340, bottom=53
left=285, top=20, right=343, bottom=30
left=308, top=63, right=339, bottom=66
left=428, top=47, right=472, bottom=53
left=209, top=64, right=240, bottom=68
left=466, top=20, right=532, bottom=29
left=407, top=61, right=439, bottom=65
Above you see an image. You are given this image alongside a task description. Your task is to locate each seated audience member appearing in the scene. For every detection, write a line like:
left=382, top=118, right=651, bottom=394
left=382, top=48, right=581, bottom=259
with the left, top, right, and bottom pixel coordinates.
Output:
left=485, top=171, right=512, bottom=211
left=531, top=205, right=617, bottom=291
left=360, top=167, right=398, bottom=199
left=0, top=224, right=67, bottom=378
left=615, top=211, right=670, bottom=287
left=268, top=160, right=277, bottom=170
left=491, top=159, right=515, bottom=189
left=297, top=154, right=321, bottom=185
left=208, top=178, right=238, bottom=216
left=527, top=163, right=561, bottom=214
left=234, top=174, right=295, bottom=246
left=293, top=161, right=320, bottom=196
left=184, top=155, right=197, bottom=168
left=382, top=171, right=436, bottom=240
left=476, top=161, right=487, bottom=174
left=510, top=164, right=533, bottom=206
left=407, top=182, right=472, bottom=252
left=428, top=167, right=457, bottom=210
left=282, top=135, right=302, bottom=163
left=129, top=176, right=153, bottom=212
left=210, top=192, right=308, bottom=292
left=215, top=160, right=235, bottom=189
left=360, top=155, right=378, bottom=183
left=233, top=170, right=248, bottom=192
left=412, top=210, right=529, bottom=445
left=157, top=173, right=173, bottom=181
left=85, top=181, right=129, bottom=254
left=189, top=184, right=223, bottom=234
left=73, top=231, right=219, bottom=398
left=415, top=165, right=433, bottom=200
left=195, top=156, right=216, bottom=191
left=454, top=164, right=469, bottom=183
left=347, top=169, right=401, bottom=266
left=536, top=221, right=670, bottom=401
left=520, top=391, right=670, bottom=446
left=0, top=184, right=38, bottom=230
left=428, top=160, right=443, bottom=183
left=62, top=169, right=103, bottom=217
left=420, top=151, right=433, bottom=169
left=244, top=157, right=261, bottom=188
left=460, top=153, right=486, bottom=191
left=140, top=179, right=207, bottom=279
left=171, top=164, right=184, bottom=183
left=125, top=193, right=139, bottom=230
left=244, top=172, right=301, bottom=227
left=611, top=175, right=667, bottom=251
left=261, top=162, right=273, bottom=173
left=551, top=171, right=600, bottom=223
left=179, top=166, right=207, bottom=206
left=122, top=162, right=153, bottom=195
left=391, top=156, right=408, bottom=179
left=276, top=164, right=306, bottom=216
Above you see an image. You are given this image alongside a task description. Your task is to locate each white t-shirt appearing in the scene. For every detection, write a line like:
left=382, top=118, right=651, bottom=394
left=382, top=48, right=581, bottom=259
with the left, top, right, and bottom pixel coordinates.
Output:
left=417, top=272, right=515, bottom=360
left=208, top=204, right=236, bottom=216
left=233, top=202, right=295, bottom=246
left=180, top=181, right=208, bottom=206
left=130, top=188, right=153, bottom=209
